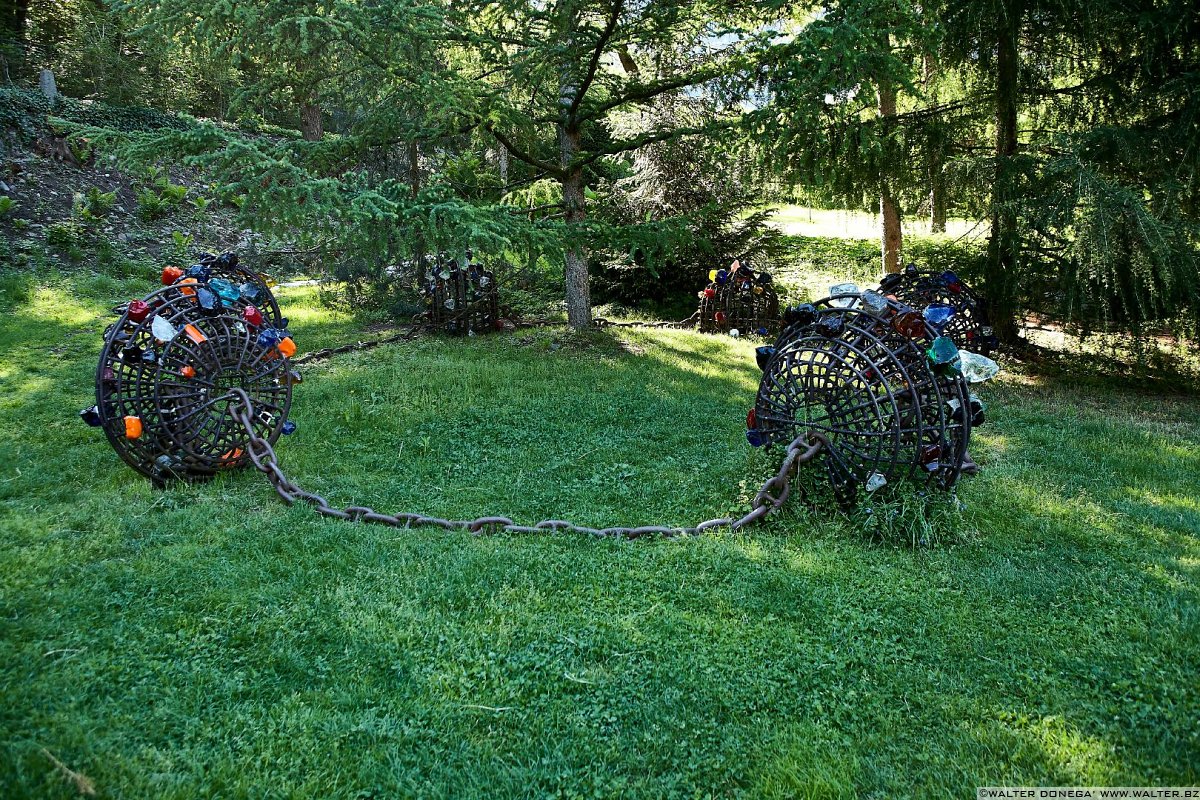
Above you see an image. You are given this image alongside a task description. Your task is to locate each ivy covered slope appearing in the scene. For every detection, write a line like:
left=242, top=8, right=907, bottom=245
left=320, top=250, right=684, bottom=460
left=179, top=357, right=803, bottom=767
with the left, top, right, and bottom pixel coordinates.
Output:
left=1, top=271, right=1198, bottom=797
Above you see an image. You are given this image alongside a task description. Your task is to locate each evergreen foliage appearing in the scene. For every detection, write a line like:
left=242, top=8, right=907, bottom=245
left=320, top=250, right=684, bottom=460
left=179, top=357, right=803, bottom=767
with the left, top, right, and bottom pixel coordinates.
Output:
left=3, top=0, right=1196, bottom=343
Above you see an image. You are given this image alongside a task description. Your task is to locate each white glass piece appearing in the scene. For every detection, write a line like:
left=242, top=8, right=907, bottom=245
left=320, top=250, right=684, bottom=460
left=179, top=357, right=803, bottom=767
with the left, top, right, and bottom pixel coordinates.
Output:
left=958, top=350, right=1000, bottom=383
left=151, top=315, right=178, bottom=342
left=829, top=283, right=860, bottom=307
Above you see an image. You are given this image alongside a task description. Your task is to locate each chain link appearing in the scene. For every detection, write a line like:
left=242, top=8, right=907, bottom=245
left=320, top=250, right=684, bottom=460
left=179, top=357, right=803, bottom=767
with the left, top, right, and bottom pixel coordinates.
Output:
left=226, top=387, right=824, bottom=539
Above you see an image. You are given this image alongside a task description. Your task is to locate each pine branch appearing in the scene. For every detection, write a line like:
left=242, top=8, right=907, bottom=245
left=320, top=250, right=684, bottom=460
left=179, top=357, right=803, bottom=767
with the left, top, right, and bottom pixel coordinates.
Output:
left=486, top=124, right=563, bottom=176
left=566, top=0, right=625, bottom=123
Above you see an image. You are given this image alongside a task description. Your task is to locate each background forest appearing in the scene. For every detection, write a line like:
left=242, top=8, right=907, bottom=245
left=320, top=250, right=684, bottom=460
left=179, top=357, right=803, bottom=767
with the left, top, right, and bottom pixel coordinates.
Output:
left=2, top=0, right=1197, bottom=353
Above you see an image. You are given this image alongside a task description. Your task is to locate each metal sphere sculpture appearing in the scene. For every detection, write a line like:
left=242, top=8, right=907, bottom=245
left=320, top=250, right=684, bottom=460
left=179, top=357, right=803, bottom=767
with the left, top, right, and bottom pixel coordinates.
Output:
left=697, top=260, right=780, bottom=336
left=746, top=290, right=980, bottom=505
left=81, top=254, right=297, bottom=484
left=877, top=265, right=998, bottom=356
left=420, top=250, right=500, bottom=335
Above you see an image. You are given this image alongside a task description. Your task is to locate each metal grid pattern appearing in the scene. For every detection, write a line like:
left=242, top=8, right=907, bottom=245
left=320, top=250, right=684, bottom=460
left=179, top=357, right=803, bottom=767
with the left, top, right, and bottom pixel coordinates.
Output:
left=877, top=267, right=997, bottom=356
left=697, top=263, right=780, bottom=335
left=753, top=294, right=972, bottom=505
left=93, top=281, right=292, bottom=484
left=421, top=255, right=500, bottom=335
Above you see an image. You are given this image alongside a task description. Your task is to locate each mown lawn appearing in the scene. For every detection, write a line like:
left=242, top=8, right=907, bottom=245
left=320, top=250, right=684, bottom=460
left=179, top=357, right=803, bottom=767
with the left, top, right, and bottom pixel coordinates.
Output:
left=1, top=271, right=1197, bottom=798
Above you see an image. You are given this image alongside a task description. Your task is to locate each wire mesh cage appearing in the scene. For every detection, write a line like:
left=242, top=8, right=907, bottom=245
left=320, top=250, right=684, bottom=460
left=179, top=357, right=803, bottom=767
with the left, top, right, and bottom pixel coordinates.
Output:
left=876, top=265, right=997, bottom=356
left=748, top=292, right=974, bottom=505
left=82, top=273, right=296, bottom=485
left=696, top=260, right=780, bottom=336
left=420, top=251, right=501, bottom=335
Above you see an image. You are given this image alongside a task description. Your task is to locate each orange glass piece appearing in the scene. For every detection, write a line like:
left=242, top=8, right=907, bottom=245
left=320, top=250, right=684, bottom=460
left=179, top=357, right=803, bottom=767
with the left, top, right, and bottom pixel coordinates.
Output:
left=184, top=324, right=207, bottom=344
left=124, top=415, right=143, bottom=439
left=180, top=365, right=196, bottom=378
left=276, top=337, right=297, bottom=358
left=162, top=266, right=183, bottom=285
left=221, top=448, right=243, bottom=465
left=179, top=277, right=197, bottom=297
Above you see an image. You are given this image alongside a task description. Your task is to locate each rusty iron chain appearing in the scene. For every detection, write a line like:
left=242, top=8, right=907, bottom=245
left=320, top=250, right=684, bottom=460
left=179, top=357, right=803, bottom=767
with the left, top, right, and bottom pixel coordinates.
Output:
left=225, top=387, right=824, bottom=539
left=591, top=311, right=700, bottom=330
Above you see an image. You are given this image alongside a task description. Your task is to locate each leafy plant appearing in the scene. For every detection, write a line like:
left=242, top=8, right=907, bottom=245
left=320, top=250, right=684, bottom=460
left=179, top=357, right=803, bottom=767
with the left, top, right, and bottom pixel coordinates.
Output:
left=46, top=221, right=83, bottom=250
left=154, top=177, right=189, bottom=204
left=170, top=230, right=193, bottom=260
left=0, top=196, right=14, bottom=216
left=73, top=186, right=117, bottom=222
left=189, top=195, right=211, bottom=211
left=137, top=189, right=170, bottom=220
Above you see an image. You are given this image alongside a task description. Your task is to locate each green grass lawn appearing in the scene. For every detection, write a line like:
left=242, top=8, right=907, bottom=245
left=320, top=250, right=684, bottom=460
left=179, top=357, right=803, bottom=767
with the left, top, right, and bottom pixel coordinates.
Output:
left=1, top=271, right=1198, bottom=798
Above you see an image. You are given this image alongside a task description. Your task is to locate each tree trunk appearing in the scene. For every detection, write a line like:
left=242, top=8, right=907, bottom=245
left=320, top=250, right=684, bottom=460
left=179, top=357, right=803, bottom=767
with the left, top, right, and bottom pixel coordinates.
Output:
left=559, top=122, right=591, bottom=329
left=877, top=55, right=902, bottom=274
left=557, top=3, right=590, bottom=331
left=299, top=102, right=323, bottom=141
left=881, top=191, right=902, bottom=273
left=924, top=54, right=947, bottom=234
left=930, top=166, right=947, bottom=234
left=987, top=4, right=1021, bottom=343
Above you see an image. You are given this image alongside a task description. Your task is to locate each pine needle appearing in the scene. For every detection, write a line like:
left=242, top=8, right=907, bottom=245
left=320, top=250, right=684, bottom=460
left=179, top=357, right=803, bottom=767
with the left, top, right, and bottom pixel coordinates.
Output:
left=41, top=748, right=96, bottom=797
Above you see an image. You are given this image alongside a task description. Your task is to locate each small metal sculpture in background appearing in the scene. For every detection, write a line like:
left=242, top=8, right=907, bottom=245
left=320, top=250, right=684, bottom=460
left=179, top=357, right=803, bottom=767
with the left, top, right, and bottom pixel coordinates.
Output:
left=747, top=287, right=998, bottom=506
left=419, top=250, right=501, bottom=336
left=80, top=253, right=298, bottom=485
left=876, top=265, right=998, bottom=356
left=697, top=260, right=780, bottom=337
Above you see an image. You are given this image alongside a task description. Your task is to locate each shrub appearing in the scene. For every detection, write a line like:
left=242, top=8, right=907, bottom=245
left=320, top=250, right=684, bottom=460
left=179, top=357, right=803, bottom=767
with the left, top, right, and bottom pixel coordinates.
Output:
left=73, top=187, right=117, bottom=222
left=0, top=196, right=14, bottom=216
left=46, top=221, right=83, bottom=250
left=137, top=189, right=169, bottom=221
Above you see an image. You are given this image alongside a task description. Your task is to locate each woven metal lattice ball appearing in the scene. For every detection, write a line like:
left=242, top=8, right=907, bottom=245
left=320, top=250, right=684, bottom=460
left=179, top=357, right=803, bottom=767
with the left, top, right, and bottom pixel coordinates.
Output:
left=750, top=293, right=972, bottom=505
left=89, top=281, right=294, bottom=483
left=697, top=261, right=780, bottom=336
left=421, top=253, right=500, bottom=335
left=877, top=266, right=997, bottom=356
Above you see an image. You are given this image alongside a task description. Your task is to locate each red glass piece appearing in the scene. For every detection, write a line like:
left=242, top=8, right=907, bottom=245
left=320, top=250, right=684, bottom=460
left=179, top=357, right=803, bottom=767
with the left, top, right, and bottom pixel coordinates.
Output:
left=127, top=299, right=150, bottom=323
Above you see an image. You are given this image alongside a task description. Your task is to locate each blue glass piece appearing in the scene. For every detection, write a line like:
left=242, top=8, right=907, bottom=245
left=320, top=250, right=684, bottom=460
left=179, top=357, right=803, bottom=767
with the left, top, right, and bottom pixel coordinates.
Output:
left=939, top=270, right=959, bottom=285
left=746, top=429, right=768, bottom=447
left=923, top=303, right=956, bottom=332
left=215, top=252, right=238, bottom=268
left=239, top=282, right=261, bottom=303
left=209, top=277, right=241, bottom=303
left=715, top=269, right=729, bottom=285
left=755, top=345, right=777, bottom=371
left=196, top=287, right=220, bottom=313
left=755, top=327, right=768, bottom=336
left=282, top=420, right=297, bottom=435
left=256, top=327, right=282, bottom=349
left=80, top=406, right=103, bottom=426
left=185, top=264, right=212, bottom=282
